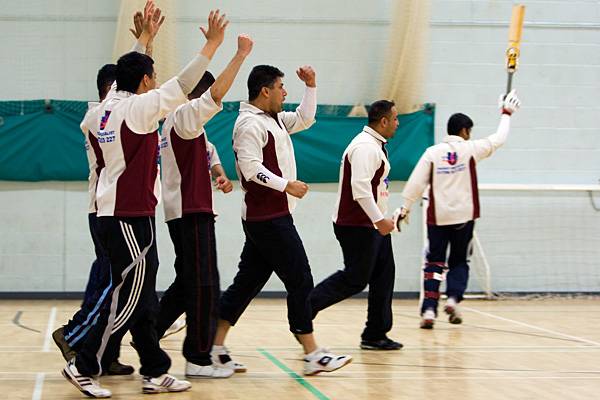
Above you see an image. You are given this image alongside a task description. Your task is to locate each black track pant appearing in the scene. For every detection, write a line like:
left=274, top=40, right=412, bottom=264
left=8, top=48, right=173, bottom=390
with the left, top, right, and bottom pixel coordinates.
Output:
left=310, top=223, right=395, bottom=340
left=156, top=213, right=220, bottom=366
left=74, top=216, right=170, bottom=377
left=219, top=215, right=314, bottom=334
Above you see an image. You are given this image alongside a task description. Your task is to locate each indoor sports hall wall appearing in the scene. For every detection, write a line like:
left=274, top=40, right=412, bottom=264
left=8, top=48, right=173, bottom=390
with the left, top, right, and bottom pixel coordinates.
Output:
left=0, top=0, right=598, bottom=294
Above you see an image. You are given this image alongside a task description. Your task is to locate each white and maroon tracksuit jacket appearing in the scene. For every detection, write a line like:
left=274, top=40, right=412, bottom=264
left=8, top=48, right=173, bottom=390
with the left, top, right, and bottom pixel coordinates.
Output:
left=402, top=114, right=511, bottom=226
left=160, top=89, right=223, bottom=222
left=232, top=87, right=317, bottom=221
left=81, top=101, right=104, bottom=214
left=91, top=78, right=188, bottom=217
left=332, top=126, right=390, bottom=227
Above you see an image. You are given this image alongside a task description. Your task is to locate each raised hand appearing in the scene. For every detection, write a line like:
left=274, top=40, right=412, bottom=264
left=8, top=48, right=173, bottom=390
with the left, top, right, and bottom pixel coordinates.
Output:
left=141, top=1, right=165, bottom=40
left=237, top=34, right=254, bottom=57
left=296, top=65, right=316, bottom=88
left=149, top=7, right=165, bottom=40
left=129, top=11, right=143, bottom=39
left=200, top=10, right=229, bottom=47
left=500, top=89, right=521, bottom=115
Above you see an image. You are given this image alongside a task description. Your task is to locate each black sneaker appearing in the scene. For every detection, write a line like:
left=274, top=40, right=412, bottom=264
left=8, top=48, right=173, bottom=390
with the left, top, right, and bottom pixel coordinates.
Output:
left=104, top=360, right=135, bottom=376
left=52, top=326, right=77, bottom=361
left=360, top=337, right=403, bottom=350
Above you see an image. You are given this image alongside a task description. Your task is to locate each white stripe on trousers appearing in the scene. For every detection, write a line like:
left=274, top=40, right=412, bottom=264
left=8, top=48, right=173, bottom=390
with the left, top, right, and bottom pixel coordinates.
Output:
left=94, top=218, right=153, bottom=374
left=112, top=222, right=141, bottom=328
left=112, top=222, right=147, bottom=333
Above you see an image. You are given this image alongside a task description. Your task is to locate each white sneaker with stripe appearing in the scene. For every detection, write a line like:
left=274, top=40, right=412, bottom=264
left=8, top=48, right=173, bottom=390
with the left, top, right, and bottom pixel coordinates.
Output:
left=142, top=374, right=191, bottom=394
left=185, top=362, right=234, bottom=378
left=303, top=348, right=352, bottom=376
left=61, top=358, right=111, bottom=398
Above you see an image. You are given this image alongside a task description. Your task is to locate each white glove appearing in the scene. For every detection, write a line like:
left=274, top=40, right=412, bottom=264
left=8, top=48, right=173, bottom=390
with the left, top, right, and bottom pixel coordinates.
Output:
left=392, top=207, right=410, bottom=232
left=498, top=89, right=521, bottom=115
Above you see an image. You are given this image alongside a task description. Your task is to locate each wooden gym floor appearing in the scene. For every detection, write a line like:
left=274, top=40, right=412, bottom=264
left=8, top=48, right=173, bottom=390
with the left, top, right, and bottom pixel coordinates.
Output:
left=1, top=298, right=599, bottom=399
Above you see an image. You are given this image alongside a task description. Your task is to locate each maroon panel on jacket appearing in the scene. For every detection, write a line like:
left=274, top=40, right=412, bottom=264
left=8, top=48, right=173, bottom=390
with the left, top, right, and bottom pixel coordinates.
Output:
left=427, top=162, right=437, bottom=225
left=114, top=121, right=159, bottom=217
left=238, top=131, right=289, bottom=221
left=170, top=128, right=213, bottom=215
left=335, top=155, right=385, bottom=227
left=88, top=131, right=105, bottom=212
left=469, top=156, right=480, bottom=220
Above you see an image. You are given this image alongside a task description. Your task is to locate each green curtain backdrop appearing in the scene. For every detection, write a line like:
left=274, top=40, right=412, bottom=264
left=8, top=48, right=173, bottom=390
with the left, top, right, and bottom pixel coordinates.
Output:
left=0, top=100, right=434, bottom=182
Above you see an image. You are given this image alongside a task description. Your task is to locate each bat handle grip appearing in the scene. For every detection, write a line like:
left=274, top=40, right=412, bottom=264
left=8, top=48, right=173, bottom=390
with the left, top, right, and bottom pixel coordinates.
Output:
left=506, top=71, right=514, bottom=96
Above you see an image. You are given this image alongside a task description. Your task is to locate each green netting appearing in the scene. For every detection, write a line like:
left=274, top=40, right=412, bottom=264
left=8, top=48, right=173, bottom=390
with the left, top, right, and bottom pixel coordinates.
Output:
left=0, top=100, right=434, bottom=182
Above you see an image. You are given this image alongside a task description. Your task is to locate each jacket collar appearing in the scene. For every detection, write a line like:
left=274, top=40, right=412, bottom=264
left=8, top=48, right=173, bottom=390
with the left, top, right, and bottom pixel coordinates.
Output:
left=239, top=102, right=266, bottom=115
left=443, top=135, right=465, bottom=143
left=363, top=126, right=387, bottom=143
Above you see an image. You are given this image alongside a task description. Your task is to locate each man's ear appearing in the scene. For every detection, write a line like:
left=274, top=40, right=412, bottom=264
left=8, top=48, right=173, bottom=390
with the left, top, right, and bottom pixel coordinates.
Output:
left=260, top=86, right=270, bottom=98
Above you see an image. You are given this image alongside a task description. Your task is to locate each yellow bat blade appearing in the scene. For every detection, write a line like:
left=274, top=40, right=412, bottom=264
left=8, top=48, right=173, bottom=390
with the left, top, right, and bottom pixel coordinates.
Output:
left=506, top=4, right=526, bottom=72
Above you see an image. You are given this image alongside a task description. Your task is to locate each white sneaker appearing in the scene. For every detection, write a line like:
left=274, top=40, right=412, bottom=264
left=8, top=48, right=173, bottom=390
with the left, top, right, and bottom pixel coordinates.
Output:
left=420, top=309, right=436, bottom=329
left=444, top=297, right=463, bottom=324
left=185, top=362, right=234, bottom=378
left=303, top=348, right=352, bottom=376
left=62, top=358, right=112, bottom=398
left=211, top=345, right=247, bottom=372
left=162, top=318, right=186, bottom=339
left=142, top=374, right=191, bottom=394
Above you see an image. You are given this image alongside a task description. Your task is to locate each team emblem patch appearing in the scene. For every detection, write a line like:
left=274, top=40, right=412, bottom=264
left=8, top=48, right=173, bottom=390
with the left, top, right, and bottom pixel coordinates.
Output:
left=99, top=110, right=112, bottom=130
left=443, top=152, right=458, bottom=165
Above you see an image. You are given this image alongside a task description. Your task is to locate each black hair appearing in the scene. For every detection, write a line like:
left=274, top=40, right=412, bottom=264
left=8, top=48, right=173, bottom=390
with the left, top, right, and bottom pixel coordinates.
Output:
left=189, top=71, right=216, bottom=100
left=96, top=64, right=116, bottom=100
left=368, top=100, right=396, bottom=124
left=247, top=65, right=284, bottom=101
left=447, top=113, right=474, bottom=136
left=116, top=51, right=154, bottom=94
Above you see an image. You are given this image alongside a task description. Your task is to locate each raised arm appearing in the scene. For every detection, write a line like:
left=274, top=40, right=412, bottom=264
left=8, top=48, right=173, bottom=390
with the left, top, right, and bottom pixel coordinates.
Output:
left=278, top=66, right=317, bottom=134
left=472, top=90, right=521, bottom=161
left=176, top=10, right=228, bottom=95
left=129, top=5, right=165, bottom=57
left=209, top=34, right=254, bottom=105
left=126, top=10, right=228, bottom=133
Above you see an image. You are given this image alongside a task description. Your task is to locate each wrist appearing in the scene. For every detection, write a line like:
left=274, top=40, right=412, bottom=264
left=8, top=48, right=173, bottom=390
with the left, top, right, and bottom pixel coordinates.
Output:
left=235, top=49, right=249, bottom=58
left=201, top=41, right=220, bottom=59
left=138, top=32, right=151, bottom=45
left=501, top=108, right=513, bottom=116
left=305, top=81, right=316, bottom=88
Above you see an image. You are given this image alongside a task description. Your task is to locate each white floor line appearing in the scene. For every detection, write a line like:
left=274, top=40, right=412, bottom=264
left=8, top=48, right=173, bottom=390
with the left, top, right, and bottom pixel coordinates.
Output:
left=464, top=306, right=600, bottom=346
left=42, top=307, right=56, bottom=352
left=31, top=373, right=45, bottom=400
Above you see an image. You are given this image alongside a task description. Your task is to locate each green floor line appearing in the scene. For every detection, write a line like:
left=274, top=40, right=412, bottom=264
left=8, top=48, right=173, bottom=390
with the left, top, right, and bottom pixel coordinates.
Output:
left=257, top=348, right=330, bottom=400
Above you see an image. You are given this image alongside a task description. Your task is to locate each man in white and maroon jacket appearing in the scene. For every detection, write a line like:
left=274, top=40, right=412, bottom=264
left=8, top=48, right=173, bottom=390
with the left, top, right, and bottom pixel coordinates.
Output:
left=400, top=90, right=521, bottom=329
left=310, top=100, right=402, bottom=351
left=61, top=7, right=228, bottom=398
left=53, top=10, right=159, bottom=373
left=155, top=35, right=253, bottom=380
left=212, top=65, right=352, bottom=376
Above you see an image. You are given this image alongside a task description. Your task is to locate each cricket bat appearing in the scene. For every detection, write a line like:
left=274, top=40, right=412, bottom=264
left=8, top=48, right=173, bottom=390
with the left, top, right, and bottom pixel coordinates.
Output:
left=506, top=4, right=525, bottom=94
